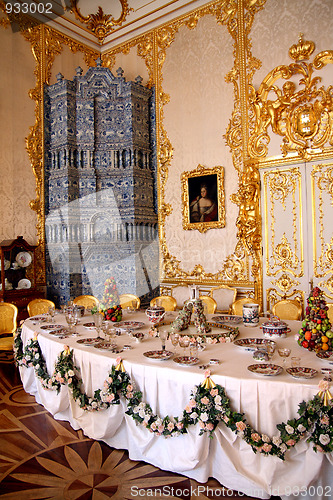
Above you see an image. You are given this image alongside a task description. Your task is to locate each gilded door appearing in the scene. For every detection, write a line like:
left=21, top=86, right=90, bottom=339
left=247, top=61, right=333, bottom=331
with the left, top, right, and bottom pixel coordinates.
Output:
left=260, top=160, right=333, bottom=313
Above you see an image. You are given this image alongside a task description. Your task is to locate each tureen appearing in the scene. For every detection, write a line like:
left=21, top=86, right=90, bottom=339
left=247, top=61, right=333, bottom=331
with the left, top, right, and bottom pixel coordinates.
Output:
left=261, top=316, right=291, bottom=339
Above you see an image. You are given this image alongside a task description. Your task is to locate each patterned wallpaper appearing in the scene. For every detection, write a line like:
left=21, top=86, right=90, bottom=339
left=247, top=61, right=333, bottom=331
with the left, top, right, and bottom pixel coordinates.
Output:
left=0, top=27, right=37, bottom=244
left=162, top=15, right=237, bottom=275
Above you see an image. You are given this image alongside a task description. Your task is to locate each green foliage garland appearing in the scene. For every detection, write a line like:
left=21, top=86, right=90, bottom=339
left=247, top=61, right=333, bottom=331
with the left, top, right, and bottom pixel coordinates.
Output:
left=14, top=328, right=333, bottom=459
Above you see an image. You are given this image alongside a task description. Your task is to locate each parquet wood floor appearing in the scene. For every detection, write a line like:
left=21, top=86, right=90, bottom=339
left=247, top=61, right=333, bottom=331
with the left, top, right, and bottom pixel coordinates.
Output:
left=0, top=351, right=280, bottom=500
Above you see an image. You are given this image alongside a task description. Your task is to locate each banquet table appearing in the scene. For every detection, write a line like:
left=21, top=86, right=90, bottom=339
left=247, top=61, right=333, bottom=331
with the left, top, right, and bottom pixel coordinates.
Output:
left=19, top=310, right=333, bottom=500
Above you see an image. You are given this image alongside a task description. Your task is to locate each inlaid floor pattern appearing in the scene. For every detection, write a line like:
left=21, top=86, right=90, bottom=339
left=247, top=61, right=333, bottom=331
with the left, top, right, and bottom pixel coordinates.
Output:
left=0, top=351, right=281, bottom=499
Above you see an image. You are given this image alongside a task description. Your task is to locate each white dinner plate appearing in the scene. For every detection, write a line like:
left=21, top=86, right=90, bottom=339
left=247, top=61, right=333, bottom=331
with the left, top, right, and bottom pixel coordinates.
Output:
left=143, top=350, right=173, bottom=360
left=247, top=363, right=283, bottom=376
left=286, top=367, right=318, bottom=379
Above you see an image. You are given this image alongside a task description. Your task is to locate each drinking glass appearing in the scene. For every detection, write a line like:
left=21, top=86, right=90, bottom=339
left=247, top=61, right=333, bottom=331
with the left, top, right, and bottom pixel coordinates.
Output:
left=278, top=348, right=291, bottom=367
left=291, top=356, right=300, bottom=368
left=48, top=306, right=55, bottom=323
left=170, top=333, right=179, bottom=354
left=65, top=309, right=76, bottom=334
left=266, top=342, right=275, bottom=360
left=179, top=336, right=190, bottom=356
left=93, top=313, right=103, bottom=338
left=159, top=330, right=168, bottom=350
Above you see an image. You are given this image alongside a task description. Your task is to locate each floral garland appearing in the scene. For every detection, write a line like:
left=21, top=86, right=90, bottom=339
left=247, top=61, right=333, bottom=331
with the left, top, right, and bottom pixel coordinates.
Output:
left=14, top=329, right=333, bottom=459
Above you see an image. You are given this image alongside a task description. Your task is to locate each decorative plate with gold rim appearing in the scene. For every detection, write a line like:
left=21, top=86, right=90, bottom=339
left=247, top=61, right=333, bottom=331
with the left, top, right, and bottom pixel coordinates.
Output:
left=247, top=363, right=283, bottom=376
left=173, top=356, right=199, bottom=366
left=143, top=350, right=173, bottom=360
left=286, top=367, right=318, bottom=379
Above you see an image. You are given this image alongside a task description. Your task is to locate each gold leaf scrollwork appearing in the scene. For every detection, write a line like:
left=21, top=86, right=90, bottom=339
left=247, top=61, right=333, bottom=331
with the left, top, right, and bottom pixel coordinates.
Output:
left=68, top=0, right=132, bottom=44
left=248, top=34, right=333, bottom=160
left=272, top=273, right=300, bottom=294
left=273, top=234, right=299, bottom=271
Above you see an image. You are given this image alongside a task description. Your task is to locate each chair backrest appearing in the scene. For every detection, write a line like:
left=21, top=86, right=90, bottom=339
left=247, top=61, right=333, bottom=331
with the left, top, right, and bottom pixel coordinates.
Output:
left=170, top=284, right=190, bottom=309
left=0, top=302, right=18, bottom=334
left=150, top=296, right=177, bottom=311
left=272, top=299, right=303, bottom=321
left=231, top=298, right=261, bottom=316
left=326, top=303, right=333, bottom=324
left=199, top=295, right=217, bottom=314
left=119, top=294, right=141, bottom=309
left=210, top=285, right=237, bottom=313
left=73, top=295, right=99, bottom=309
left=27, top=299, right=55, bottom=317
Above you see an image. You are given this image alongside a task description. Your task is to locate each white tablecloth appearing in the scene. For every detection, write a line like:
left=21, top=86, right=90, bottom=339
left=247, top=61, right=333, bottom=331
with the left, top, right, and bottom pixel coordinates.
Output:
left=19, top=312, right=333, bottom=500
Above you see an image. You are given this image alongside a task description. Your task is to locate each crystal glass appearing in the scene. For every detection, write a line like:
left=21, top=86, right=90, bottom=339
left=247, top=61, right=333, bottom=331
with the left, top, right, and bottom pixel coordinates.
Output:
left=48, top=306, right=55, bottom=323
left=266, top=342, right=275, bottom=360
left=179, top=336, right=190, bottom=356
left=93, top=313, right=103, bottom=338
left=159, top=329, right=168, bottom=350
left=291, top=356, right=300, bottom=368
left=170, top=333, right=179, bottom=354
left=65, top=309, right=76, bottom=334
left=278, top=347, right=291, bottom=366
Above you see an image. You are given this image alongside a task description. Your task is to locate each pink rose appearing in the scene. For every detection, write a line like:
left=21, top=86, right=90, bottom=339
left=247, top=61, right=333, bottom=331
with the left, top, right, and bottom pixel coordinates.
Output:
left=210, top=388, right=218, bottom=397
left=262, top=443, right=272, bottom=452
left=320, top=415, right=329, bottom=425
left=236, top=421, right=246, bottom=432
left=251, top=433, right=261, bottom=442
left=204, top=369, right=211, bottom=379
left=201, top=396, right=209, bottom=405
left=116, top=356, right=122, bottom=365
left=189, top=399, right=196, bottom=408
left=176, top=422, right=184, bottom=430
left=107, top=393, right=115, bottom=402
left=286, top=439, right=295, bottom=446
left=318, top=379, right=329, bottom=391
left=206, top=422, right=214, bottom=431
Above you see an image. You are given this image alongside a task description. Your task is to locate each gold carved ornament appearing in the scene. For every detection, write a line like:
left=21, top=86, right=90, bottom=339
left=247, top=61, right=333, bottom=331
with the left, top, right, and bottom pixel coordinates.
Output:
left=68, top=0, right=132, bottom=44
left=248, top=34, right=333, bottom=160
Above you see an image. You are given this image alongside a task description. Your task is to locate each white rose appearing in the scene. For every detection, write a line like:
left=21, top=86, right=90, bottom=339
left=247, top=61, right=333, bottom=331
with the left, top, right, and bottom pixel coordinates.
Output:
left=190, top=412, right=198, bottom=419
left=262, top=434, right=270, bottom=443
left=214, top=395, right=222, bottom=405
left=319, top=434, right=330, bottom=446
left=215, top=405, right=222, bottom=411
left=297, top=424, right=306, bottom=433
left=285, top=424, right=294, bottom=434
left=279, top=443, right=287, bottom=453
left=272, top=436, right=282, bottom=446
left=68, top=369, right=75, bottom=377
left=200, top=412, right=209, bottom=422
left=138, top=409, right=145, bottom=418
left=133, top=405, right=139, bottom=414
left=35, top=364, right=40, bottom=370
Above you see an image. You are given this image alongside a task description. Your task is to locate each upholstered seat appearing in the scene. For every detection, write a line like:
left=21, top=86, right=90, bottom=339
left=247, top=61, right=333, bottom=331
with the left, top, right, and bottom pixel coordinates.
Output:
left=271, top=298, right=303, bottom=320
left=199, top=295, right=217, bottom=314
left=73, top=295, right=99, bottom=309
left=27, top=299, right=55, bottom=317
left=326, top=303, right=333, bottom=324
left=0, top=302, right=18, bottom=351
left=231, top=298, right=261, bottom=316
left=119, top=294, right=141, bottom=310
left=150, top=296, right=177, bottom=311
left=209, top=285, right=237, bottom=313
left=170, top=284, right=190, bottom=309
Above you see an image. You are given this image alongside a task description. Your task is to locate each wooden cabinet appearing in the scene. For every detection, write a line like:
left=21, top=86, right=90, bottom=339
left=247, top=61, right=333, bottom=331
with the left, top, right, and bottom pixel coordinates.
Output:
left=0, top=236, right=44, bottom=320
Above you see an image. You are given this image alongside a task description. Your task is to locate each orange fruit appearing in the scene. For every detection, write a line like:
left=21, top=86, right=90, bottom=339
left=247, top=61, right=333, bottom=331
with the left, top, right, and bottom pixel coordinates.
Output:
left=304, top=331, right=312, bottom=341
left=322, top=343, right=329, bottom=351
left=321, top=336, right=328, bottom=343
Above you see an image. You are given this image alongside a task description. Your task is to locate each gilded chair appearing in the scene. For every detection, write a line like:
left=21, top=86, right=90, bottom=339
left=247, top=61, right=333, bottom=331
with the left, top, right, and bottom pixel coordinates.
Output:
left=170, top=283, right=190, bottom=309
left=0, top=302, right=18, bottom=351
left=150, top=295, right=177, bottom=311
left=209, top=285, right=237, bottom=313
left=119, top=294, right=141, bottom=310
left=326, top=303, right=333, bottom=324
left=271, top=298, right=303, bottom=321
left=199, top=295, right=217, bottom=314
left=73, top=295, right=99, bottom=309
left=27, top=299, right=55, bottom=317
left=231, top=298, right=261, bottom=316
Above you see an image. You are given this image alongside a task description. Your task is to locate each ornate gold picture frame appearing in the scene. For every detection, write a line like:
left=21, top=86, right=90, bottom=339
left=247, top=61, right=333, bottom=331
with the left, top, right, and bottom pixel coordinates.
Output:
left=181, top=164, right=225, bottom=233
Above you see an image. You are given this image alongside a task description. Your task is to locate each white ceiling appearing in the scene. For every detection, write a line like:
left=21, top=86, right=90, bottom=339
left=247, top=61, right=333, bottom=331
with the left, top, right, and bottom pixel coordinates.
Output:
left=31, top=0, right=211, bottom=51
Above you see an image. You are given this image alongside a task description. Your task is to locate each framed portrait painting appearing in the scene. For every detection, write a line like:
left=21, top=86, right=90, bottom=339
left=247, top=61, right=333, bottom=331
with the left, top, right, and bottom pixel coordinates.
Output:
left=181, top=164, right=225, bottom=233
